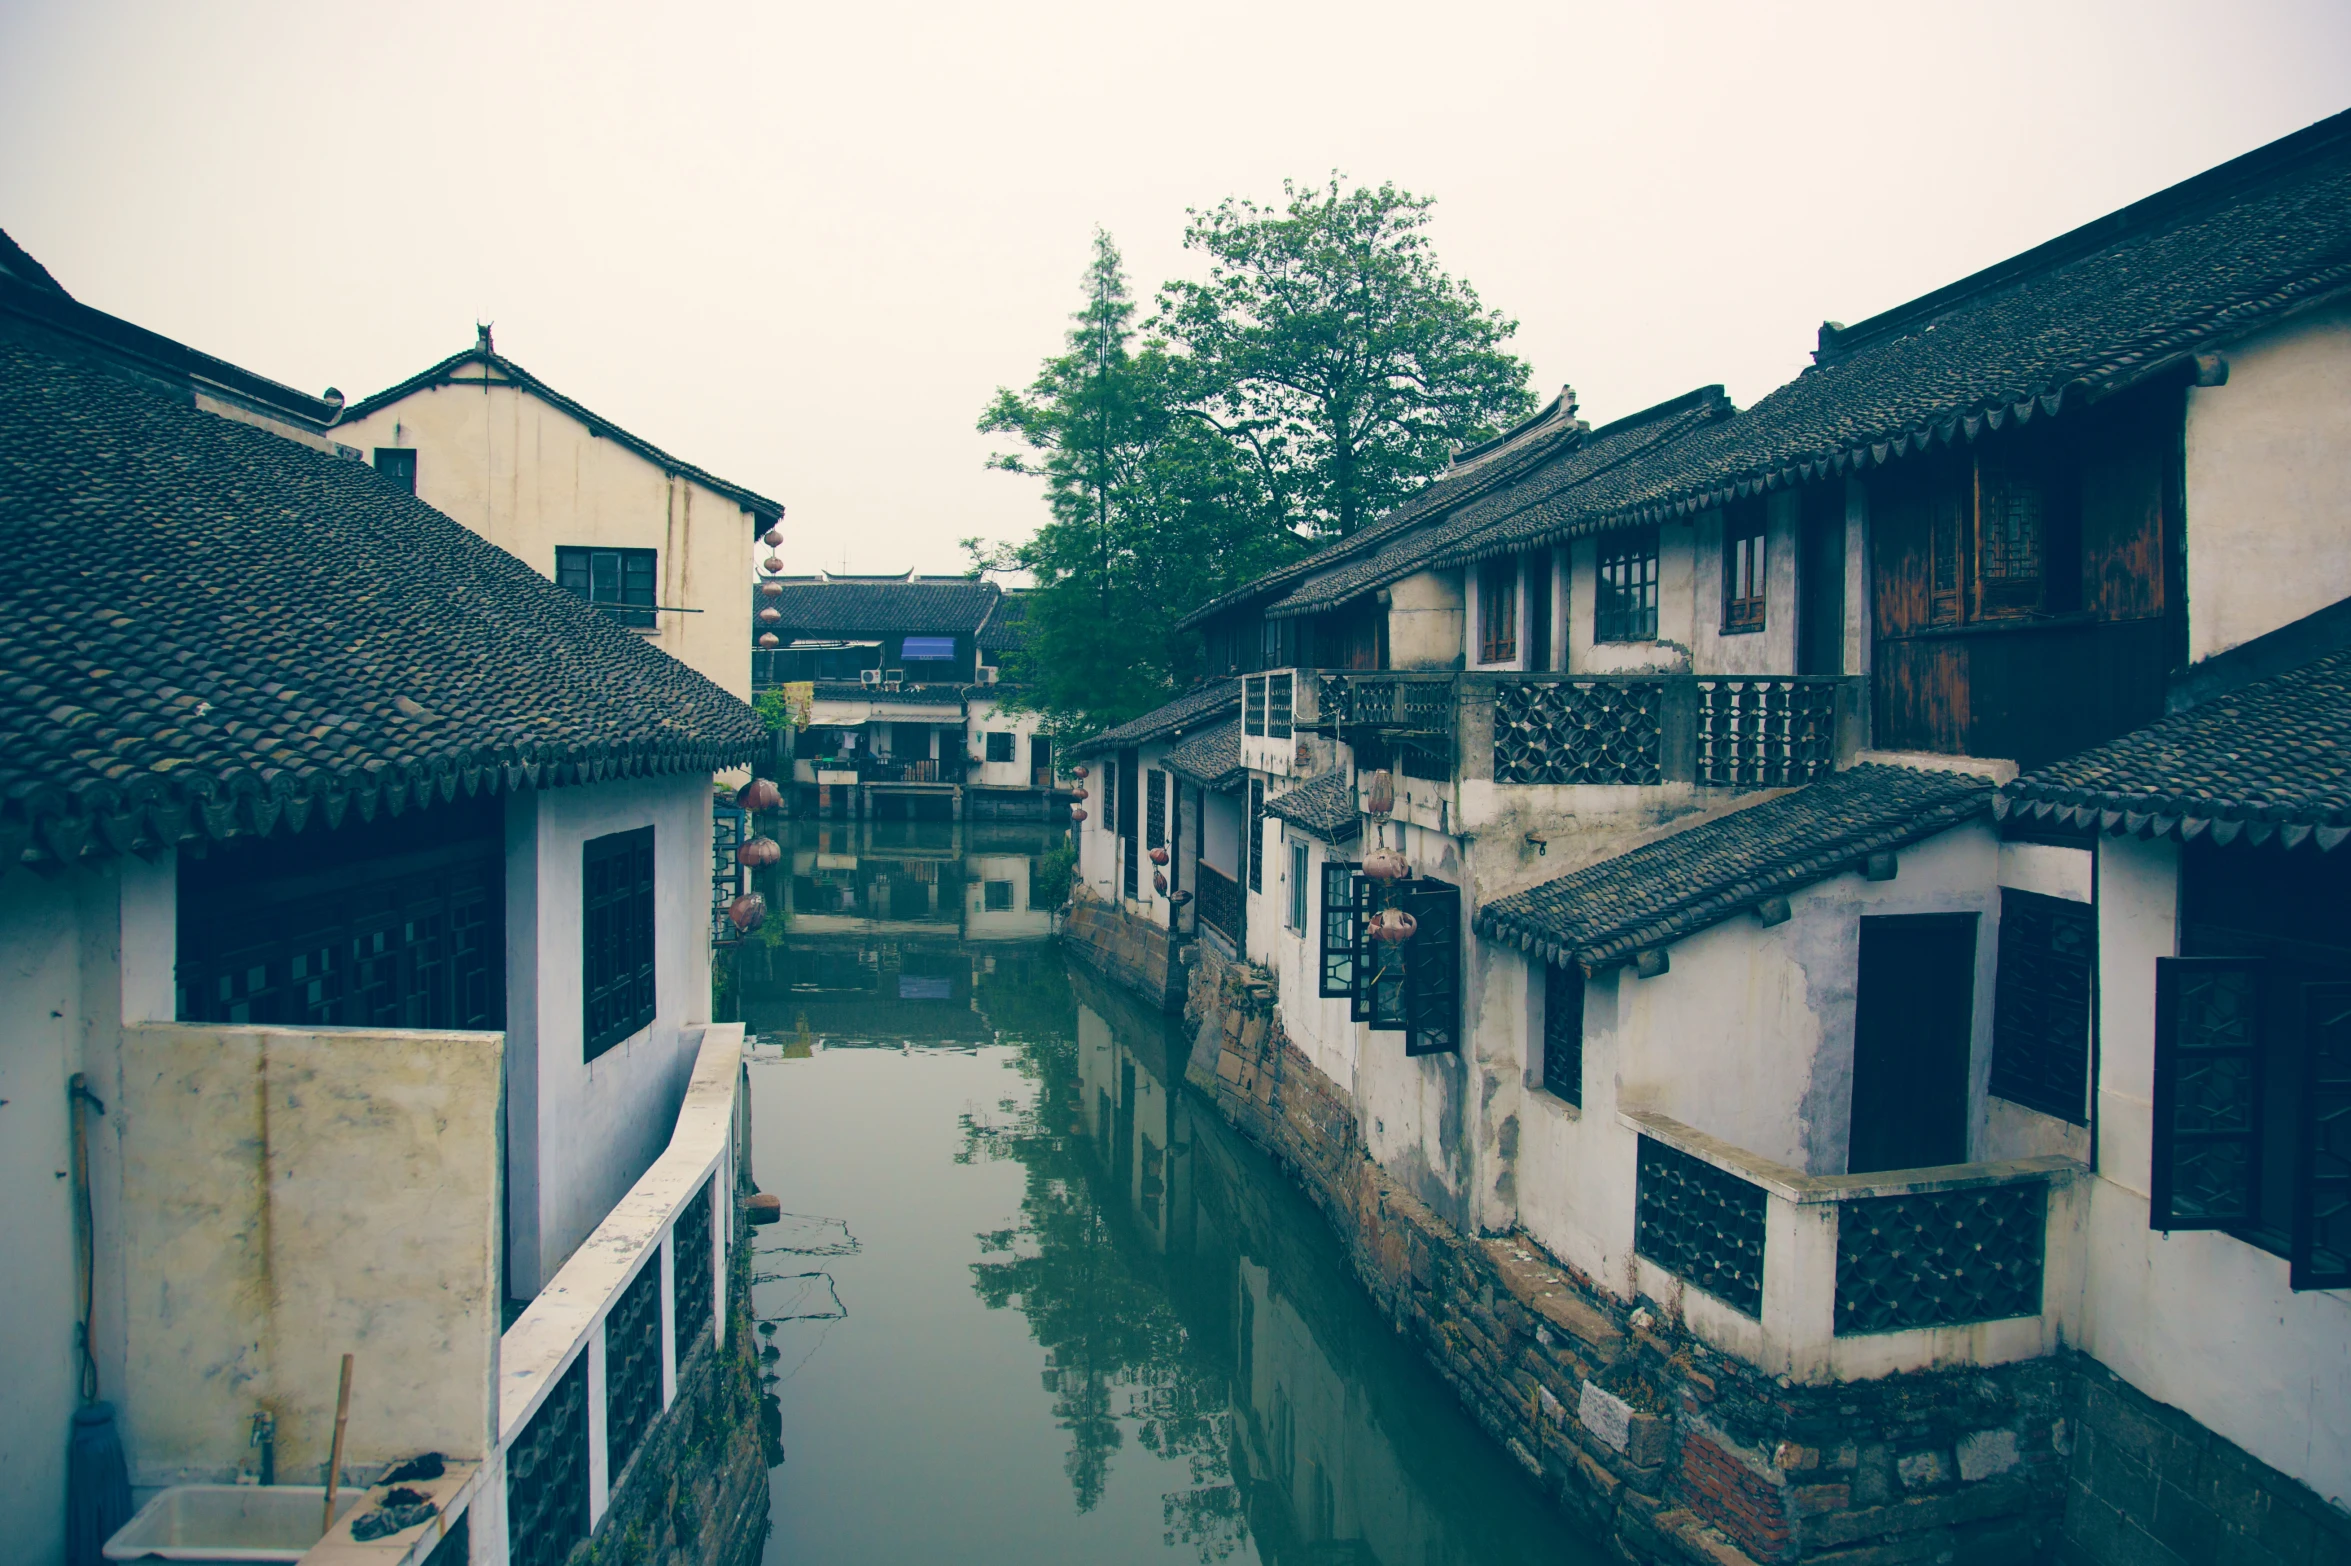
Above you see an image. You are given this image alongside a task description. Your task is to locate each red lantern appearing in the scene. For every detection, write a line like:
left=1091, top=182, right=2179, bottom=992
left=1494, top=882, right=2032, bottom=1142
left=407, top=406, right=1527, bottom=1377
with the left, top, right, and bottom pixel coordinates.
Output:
left=762, top=555, right=785, bottom=575
left=738, top=835, right=782, bottom=868
left=1152, top=870, right=1168, bottom=894
left=737, top=778, right=784, bottom=812
left=758, top=607, right=782, bottom=624
left=1361, top=847, right=1410, bottom=882
left=1070, top=786, right=1088, bottom=801
left=1365, top=769, right=1396, bottom=816
left=1072, top=766, right=1089, bottom=780
left=1367, top=907, right=1417, bottom=944
left=1148, top=846, right=1168, bottom=866
left=760, top=580, right=783, bottom=598
left=763, top=528, right=783, bottom=548
left=758, top=632, right=780, bottom=648
left=1070, top=805, right=1088, bottom=822
left=727, top=891, right=768, bottom=933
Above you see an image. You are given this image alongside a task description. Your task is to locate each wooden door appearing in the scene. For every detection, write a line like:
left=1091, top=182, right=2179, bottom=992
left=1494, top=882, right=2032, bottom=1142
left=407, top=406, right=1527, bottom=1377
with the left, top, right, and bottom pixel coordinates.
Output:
left=1848, top=913, right=1979, bottom=1173
left=1799, top=483, right=1845, bottom=676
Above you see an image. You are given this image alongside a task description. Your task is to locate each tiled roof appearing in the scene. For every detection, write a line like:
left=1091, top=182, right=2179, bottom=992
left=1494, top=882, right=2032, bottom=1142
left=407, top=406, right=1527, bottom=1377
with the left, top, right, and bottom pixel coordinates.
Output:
left=1070, top=680, right=1240, bottom=758
left=1477, top=765, right=1996, bottom=971
left=758, top=576, right=1000, bottom=639
left=976, top=590, right=1030, bottom=651
left=1162, top=718, right=1243, bottom=792
left=1174, top=389, right=1587, bottom=631
left=0, top=324, right=768, bottom=875
left=807, top=681, right=969, bottom=708
left=1997, top=647, right=2351, bottom=849
left=341, top=340, right=783, bottom=517
left=1263, top=767, right=1360, bottom=840
left=1269, top=388, right=1731, bottom=616
left=1449, top=109, right=2351, bottom=564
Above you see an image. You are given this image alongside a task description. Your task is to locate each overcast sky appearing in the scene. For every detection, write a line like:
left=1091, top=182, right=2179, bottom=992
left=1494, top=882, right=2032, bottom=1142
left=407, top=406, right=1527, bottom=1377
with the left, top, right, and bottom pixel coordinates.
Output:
left=3, top=2, right=2346, bottom=575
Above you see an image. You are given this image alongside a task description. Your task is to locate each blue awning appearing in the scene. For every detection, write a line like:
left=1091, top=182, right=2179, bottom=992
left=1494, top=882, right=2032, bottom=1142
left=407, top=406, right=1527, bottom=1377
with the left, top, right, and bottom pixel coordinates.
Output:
left=900, top=636, right=957, bottom=660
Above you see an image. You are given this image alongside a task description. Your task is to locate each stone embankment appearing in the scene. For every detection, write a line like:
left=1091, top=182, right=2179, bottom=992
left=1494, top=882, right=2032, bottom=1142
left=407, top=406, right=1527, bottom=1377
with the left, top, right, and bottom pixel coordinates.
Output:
left=1059, top=888, right=1189, bottom=1013
left=1183, top=942, right=2075, bottom=1566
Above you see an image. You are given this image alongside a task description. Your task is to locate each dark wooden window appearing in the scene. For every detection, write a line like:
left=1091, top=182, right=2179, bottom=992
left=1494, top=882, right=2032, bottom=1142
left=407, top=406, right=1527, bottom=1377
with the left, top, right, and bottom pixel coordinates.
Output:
left=1722, top=499, right=1767, bottom=633
left=1288, top=842, right=1309, bottom=932
left=1478, top=558, right=1517, bottom=663
left=1975, top=460, right=2046, bottom=617
left=2153, top=957, right=2264, bottom=1232
left=983, top=880, right=1015, bottom=911
left=1319, top=861, right=1360, bottom=997
left=1595, top=528, right=1660, bottom=643
left=1029, top=734, right=1053, bottom=785
left=1118, top=750, right=1139, bottom=900
left=1267, top=673, right=1293, bottom=740
left=373, top=447, right=418, bottom=493
left=1848, top=914, right=1977, bottom=1173
left=1101, top=756, right=1117, bottom=829
left=583, top=826, right=656, bottom=1060
left=1527, top=551, right=1553, bottom=671
left=556, top=546, right=657, bottom=629
left=1247, top=778, right=1265, bottom=894
left=985, top=731, right=1015, bottom=763
left=1244, top=676, right=1267, bottom=737
left=1798, top=481, right=1846, bottom=676
left=1991, top=889, right=2094, bottom=1123
left=1345, top=873, right=1459, bottom=1054
left=1146, top=768, right=1167, bottom=850
left=1543, top=962, right=1584, bottom=1105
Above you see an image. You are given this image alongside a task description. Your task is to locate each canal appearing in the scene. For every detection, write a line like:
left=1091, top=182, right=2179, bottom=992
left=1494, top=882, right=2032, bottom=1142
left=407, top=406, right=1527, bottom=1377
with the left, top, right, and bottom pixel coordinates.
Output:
left=725, top=819, right=1589, bottom=1566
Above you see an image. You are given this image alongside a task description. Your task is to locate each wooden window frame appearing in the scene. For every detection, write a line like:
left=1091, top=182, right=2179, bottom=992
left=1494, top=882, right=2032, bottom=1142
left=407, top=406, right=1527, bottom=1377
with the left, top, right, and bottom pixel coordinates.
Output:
left=1319, top=861, right=1361, bottom=997
left=1287, top=841, right=1309, bottom=933
left=1247, top=778, right=1265, bottom=894
left=1595, top=528, right=1661, bottom=643
left=1543, top=961, right=1584, bottom=1105
left=1990, top=889, right=2094, bottom=1124
left=556, top=545, right=658, bottom=630
left=583, top=826, right=656, bottom=1060
left=373, top=447, right=418, bottom=494
left=984, top=731, right=1016, bottom=763
left=1722, top=500, right=1767, bottom=634
left=1478, top=558, right=1518, bottom=664
left=1146, top=767, right=1167, bottom=851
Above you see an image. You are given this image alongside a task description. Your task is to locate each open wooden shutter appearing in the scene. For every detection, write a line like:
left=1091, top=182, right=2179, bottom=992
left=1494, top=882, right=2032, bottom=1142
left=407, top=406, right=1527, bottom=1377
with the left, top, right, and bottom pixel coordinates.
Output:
left=2294, top=981, right=2351, bottom=1291
left=2151, top=957, right=2264, bottom=1230
left=1401, top=878, right=1462, bottom=1057
left=1320, top=861, right=1360, bottom=998
left=1353, top=872, right=1408, bottom=1031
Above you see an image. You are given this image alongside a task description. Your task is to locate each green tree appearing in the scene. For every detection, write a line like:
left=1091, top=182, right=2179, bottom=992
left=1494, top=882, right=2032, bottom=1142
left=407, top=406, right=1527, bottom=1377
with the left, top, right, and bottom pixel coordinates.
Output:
left=1158, top=177, right=1537, bottom=540
left=973, top=232, right=1296, bottom=740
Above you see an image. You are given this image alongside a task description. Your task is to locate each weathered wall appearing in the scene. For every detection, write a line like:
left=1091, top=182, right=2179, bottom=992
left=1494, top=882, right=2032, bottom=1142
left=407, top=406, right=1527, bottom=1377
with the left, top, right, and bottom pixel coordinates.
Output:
left=1061, top=889, right=1189, bottom=1013
left=1566, top=523, right=1699, bottom=676
left=1386, top=569, right=1465, bottom=670
left=1186, top=944, right=2078, bottom=1565
left=2183, top=299, right=2351, bottom=665
left=963, top=697, right=1047, bottom=790
left=505, top=773, right=715, bottom=1296
left=335, top=378, right=756, bottom=699
left=2073, top=833, right=2351, bottom=1514
left=115, top=1021, right=502, bottom=1488
left=1688, top=494, right=1802, bottom=677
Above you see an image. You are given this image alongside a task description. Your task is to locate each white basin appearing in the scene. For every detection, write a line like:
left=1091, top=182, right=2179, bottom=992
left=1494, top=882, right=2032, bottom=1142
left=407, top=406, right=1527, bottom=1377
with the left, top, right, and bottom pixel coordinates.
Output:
left=104, top=1485, right=363, bottom=1563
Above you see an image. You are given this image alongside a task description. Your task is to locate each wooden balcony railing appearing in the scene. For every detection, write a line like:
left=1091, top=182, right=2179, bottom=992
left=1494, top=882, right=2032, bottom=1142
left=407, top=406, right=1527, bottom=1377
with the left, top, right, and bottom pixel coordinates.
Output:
left=1195, top=862, right=1245, bottom=948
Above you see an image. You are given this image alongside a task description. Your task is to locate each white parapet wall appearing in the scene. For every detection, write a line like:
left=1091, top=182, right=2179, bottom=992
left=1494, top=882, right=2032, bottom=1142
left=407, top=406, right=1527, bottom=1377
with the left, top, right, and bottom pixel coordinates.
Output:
left=116, top=1021, right=505, bottom=1488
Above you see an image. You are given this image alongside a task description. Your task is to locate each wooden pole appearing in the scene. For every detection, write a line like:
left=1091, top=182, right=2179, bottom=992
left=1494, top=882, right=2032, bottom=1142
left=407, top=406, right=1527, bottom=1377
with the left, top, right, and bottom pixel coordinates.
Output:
left=322, top=1354, right=354, bottom=1537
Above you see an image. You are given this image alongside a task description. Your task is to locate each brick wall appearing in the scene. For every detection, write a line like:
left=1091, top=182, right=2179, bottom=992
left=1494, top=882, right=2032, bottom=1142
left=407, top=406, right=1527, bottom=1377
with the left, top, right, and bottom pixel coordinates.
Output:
left=1184, top=940, right=2076, bottom=1566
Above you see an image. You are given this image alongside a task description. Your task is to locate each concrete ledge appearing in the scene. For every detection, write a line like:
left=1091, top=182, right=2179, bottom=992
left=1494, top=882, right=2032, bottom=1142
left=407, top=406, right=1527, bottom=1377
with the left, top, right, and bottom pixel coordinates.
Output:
left=1620, top=1107, right=2083, bottom=1203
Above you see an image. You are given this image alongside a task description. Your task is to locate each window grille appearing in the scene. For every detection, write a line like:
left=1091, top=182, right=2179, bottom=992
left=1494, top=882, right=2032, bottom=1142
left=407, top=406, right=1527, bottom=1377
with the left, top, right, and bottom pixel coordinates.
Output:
left=1244, top=676, right=1267, bottom=737
left=1146, top=768, right=1167, bottom=850
left=506, top=1353, right=588, bottom=1566
left=671, top=1178, right=714, bottom=1349
left=1492, top=681, right=1663, bottom=785
left=1247, top=778, right=1265, bottom=894
left=556, top=546, right=657, bottom=628
left=1594, top=528, right=1660, bottom=642
left=1834, top=1183, right=2046, bottom=1334
left=1343, top=872, right=1458, bottom=1055
left=1267, top=673, right=1294, bottom=740
left=604, top=1259, right=664, bottom=1479
left=1478, top=558, right=1517, bottom=663
left=2152, top=957, right=2263, bottom=1231
left=1634, top=1136, right=1765, bottom=1317
left=1544, top=963, right=1583, bottom=1105
left=1990, top=889, right=2094, bottom=1123
left=1722, top=500, right=1767, bottom=633
left=584, top=826, right=656, bottom=1060
left=985, top=731, right=1015, bottom=763
left=1319, top=861, right=1360, bottom=997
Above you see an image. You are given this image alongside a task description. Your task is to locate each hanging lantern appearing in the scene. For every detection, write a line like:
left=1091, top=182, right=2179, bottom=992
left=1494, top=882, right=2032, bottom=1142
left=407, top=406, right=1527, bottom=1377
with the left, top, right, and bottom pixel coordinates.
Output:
left=1152, top=870, right=1168, bottom=894
left=1365, top=769, right=1396, bottom=816
left=1361, top=847, right=1410, bottom=882
left=1070, top=785, right=1087, bottom=801
left=737, top=777, right=784, bottom=812
left=727, top=891, right=768, bottom=933
left=762, top=555, right=785, bottom=574
left=763, top=528, right=783, bottom=548
left=758, top=632, right=781, bottom=648
left=1170, top=890, right=1193, bottom=907
left=738, top=835, right=782, bottom=868
left=1367, top=907, right=1418, bottom=944
left=1148, top=846, right=1169, bottom=866
left=1070, top=805, right=1088, bottom=821
left=758, top=607, right=782, bottom=624
left=1072, top=766, right=1089, bottom=780
left=760, top=580, right=784, bottom=598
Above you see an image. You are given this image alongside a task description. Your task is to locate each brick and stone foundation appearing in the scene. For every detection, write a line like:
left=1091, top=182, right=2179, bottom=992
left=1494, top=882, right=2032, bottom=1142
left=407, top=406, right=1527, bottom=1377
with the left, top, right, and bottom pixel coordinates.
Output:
left=1182, top=943, right=2351, bottom=1566
left=1060, top=889, right=1189, bottom=1013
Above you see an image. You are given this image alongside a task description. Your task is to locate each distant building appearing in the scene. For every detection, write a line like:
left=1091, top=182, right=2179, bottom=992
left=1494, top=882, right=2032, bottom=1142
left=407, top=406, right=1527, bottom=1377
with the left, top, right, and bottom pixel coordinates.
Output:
left=333, top=327, right=783, bottom=700
left=753, top=572, right=1056, bottom=819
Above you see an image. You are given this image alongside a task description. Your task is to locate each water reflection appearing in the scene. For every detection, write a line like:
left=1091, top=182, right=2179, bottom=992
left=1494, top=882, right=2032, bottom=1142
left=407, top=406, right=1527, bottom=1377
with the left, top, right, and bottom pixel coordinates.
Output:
left=733, top=825, right=1576, bottom=1566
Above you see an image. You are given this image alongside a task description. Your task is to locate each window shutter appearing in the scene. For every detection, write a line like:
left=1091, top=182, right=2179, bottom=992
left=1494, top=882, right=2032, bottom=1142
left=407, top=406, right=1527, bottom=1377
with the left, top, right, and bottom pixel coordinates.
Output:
left=2150, top=957, right=2264, bottom=1230
left=2294, top=981, right=2351, bottom=1291
left=1990, top=889, right=2094, bottom=1124
left=1400, top=878, right=1461, bottom=1057
left=1247, top=778, right=1265, bottom=894
left=1353, top=873, right=1409, bottom=1032
left=1544, top=962, right=1584, bottom=1104
left=1320, top=862, right=1360, bottom=998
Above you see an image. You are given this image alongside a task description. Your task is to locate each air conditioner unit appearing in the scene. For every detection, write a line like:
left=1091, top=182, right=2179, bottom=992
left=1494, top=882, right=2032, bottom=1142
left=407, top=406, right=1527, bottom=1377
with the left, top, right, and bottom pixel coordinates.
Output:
left=883, top=669, right=904, bottom=691
left=859, top=668, right=882, bottom=687
left=977, top=665, right=1000, bottom=685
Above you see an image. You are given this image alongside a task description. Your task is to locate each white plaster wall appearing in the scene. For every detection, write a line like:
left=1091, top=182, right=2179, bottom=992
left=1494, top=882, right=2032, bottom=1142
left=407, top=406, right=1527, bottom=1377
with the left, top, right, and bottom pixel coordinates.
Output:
left=504, top=774, right=715, bottom=1296
left=1201, top=789, right=1242, bottom=877
left=336, top=379, right=758, bottom=699
left=115, top=1022, right=503, bottom=1487
left=2075, top=832, right=2351, bottom=1505
left=2183, top=299, right=2351, bottom=665
left=1565, top=525, right=1697, bottom=675
left=1385, top=570, right=1464, bottom=670
left=1264, top=832, right=1364, bottom=1098
left=964, top=852, right=1051, bottom=941
left=964, top=698, right=1046, bottom=789
left=1687, top=495, right=1801, bottom=676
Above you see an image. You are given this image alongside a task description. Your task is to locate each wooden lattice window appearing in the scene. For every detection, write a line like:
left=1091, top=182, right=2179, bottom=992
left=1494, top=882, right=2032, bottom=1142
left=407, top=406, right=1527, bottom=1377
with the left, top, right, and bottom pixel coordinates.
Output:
left=583, top=826, right=656, bottom=1060
left=1146, top=768, right=1167, bottom=850
left=1976, top=462, right=2046, bottom=616
left=1247, top=778, right=1265, bottom=894
left=1990, top=889, right=2093, bottom=1123
left=1595, top=528, right=1660, bottom=643
left=1722, top=500, right=1767, bottom=633
left=1478, top=558, right=1517, bottom=663
left=1543, top=962, right=1584, bottom=1105
left=1320, top=861, right=1360, bottom=997
left=556, top=546, right=657, bottom=629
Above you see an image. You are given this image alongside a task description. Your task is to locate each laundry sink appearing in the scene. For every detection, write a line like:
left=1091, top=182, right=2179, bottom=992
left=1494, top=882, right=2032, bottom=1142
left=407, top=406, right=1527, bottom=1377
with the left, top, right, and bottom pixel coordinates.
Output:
left=104, top=1485, right=362, bottom=1562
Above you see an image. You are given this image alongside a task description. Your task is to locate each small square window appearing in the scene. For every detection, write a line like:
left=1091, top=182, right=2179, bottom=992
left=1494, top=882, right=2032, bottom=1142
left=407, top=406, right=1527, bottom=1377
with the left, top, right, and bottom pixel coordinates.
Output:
left=983, top=880, right=1015, bottom=911
left=556, top=546, right=658, bottom=629
left=374, top=448, right=417, bottom=494
left=985, top=731, right=1015, bottom=763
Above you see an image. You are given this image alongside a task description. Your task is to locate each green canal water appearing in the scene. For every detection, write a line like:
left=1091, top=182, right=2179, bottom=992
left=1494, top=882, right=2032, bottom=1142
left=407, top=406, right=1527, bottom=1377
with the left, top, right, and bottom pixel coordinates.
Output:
left=728, top=820, right=1586, bottom=1566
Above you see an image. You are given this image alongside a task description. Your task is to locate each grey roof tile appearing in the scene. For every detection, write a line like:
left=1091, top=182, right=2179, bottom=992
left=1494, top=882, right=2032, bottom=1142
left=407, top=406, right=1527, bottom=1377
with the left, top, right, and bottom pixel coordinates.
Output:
left=1071, top=681, right=1240, bottom=757
left=756, top=576, right=1001, bottom=639
left=1162, top=717, right=1244, bottom=792
left=1263, top=767, right=1360, bottom=840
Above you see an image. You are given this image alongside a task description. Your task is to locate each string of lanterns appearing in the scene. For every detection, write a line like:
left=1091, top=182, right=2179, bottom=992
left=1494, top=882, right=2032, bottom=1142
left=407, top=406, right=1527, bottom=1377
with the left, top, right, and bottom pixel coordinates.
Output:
left=757, top=516, right=788, bottom=649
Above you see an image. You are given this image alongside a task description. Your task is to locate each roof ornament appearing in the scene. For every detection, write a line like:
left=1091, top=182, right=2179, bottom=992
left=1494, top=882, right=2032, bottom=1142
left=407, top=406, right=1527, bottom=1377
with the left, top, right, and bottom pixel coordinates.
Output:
left=475, top=323, right=495, bottom=355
